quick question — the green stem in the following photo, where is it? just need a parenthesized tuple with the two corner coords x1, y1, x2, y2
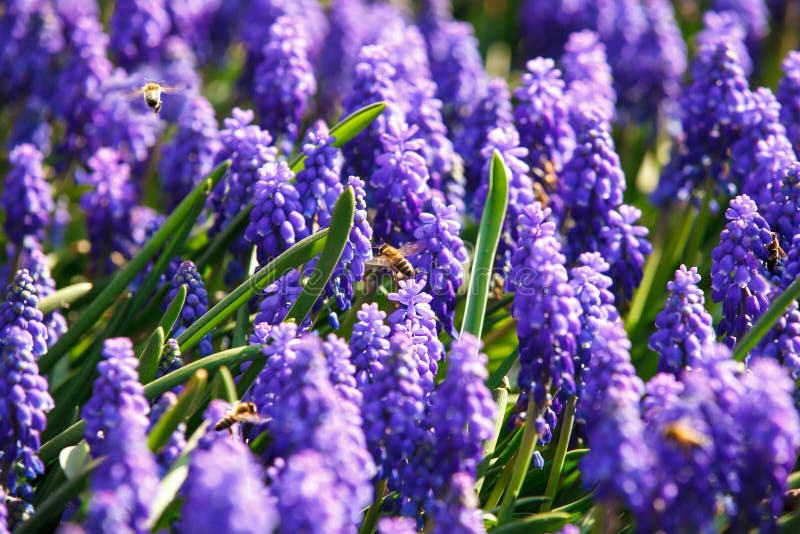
(485, 451, 516, 510)
(475, 384, 509, 494)
(497, 395, 540, 525)
(540, 395, 577, 512)
(359, 478, 388, 534)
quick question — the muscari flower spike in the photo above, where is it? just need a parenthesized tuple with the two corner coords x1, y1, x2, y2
(178, 404, 278, 534)
(561, 30, 616, 123)
(0, 269, 48, 359)
(293, 120, 344, 228)
(710, 194, 773, 346)
(2, 143, 53, 246)
(254, 15, 316, 150)
(107, 0, 170, 67)
(18, 239, 67, 348)
(778, 50, 800, 155)
(696, 10, 752, 76)
(164, 261, 213, 357)
(0, 327, 53, 505)
(430, 471, 485, 534)
(599, 204, 652, 303)
(245, 161, 309, 266)
(349, 302, 391, 389)
(649, 266, 716, 375)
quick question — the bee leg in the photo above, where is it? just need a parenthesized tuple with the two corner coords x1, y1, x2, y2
(227, 427, 233, 438)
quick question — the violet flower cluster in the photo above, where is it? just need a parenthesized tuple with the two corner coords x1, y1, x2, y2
(164, 261, 212, 356)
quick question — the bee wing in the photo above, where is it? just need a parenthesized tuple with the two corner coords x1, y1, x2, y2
(398, 241, 425, 257)
(124, 87, 145, 99)
(364, 256, 394, 269)
(159, 84, 183, 94)
(240, 415, 270, 425)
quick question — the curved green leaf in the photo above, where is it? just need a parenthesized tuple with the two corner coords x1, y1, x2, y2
(176, 230, 328, 352)
(37, 282, 92, 315)
(148, 369, 208, 454)
(138, 327, 165, 385)
(158, 285, 187, 338)
(210, 366, 238, 403)
(461, 150, 509, 340)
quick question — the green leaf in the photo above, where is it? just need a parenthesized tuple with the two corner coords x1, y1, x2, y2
(210, 366, 238, 403)
(158, 285, 187, 338)
(487, 347, 519, 389)
(733, 274, 800, 360)
(58, 441, 90, 481)
(489, 511, 572, 534)
(237, 187, 355, 396)
(38, 161, 230, 374)
(290, 102, 386, 172)
(148, 369, 208, 454)
(138, 327, 166, 385)
(461, 150, 509, 340)
(176, 230, 328, 352)
(148, 465, 188, 530)
(37, 282, 92, 314)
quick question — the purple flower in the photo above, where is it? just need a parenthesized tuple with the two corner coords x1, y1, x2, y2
(294, 121, 344, 226)
(473, 124, 536, 264)
(649, 266, 716, 375)
(560, 110, 625, 237)
(0, 1, 63, 103)
(82, 338, 150, 457)
(269, 450, 351, 533)
(77, 148, 138, 272)
(245, 161, 309, 266)
(456, 78, 514, 200)
(362, 333, 429, 486)
(165, 261, 212, 357)
(254, 16, 316, 148)
(422, 20, 487, 130)
(569, 252, 621, 393)
(387, 278, 445, 392)
(253, 269, 307, 329)
(406, 79, 456, 196)
(710, 195, 772, 345)
(378, 516, 417, 534)
(711, 0, 769, 49)
(654, 40, 752, 204)
(147, 392, 185, 475)
(18, 239, 67, 348)
(240, 0, 327, 67)
(599, 204, 652, 302)
(7, 97, 53, 155)
(349, 303, 390, 389)
(210, 107, 277, 252)
(319, 0, 370, 107)
(696, 10, 752, 75)
(0, 327, 53, 504)
(2, 144, 53, 246)
(508, 203, 581, 429)
(430, 472, 484, 534)
(159, 95, 221, 211)
(0, 270, 48, 359)
(413, 198, 469, 336)
(84, 408, 159, 534)
(730, 87, 796, 213)
(561, 30, 616, 123)
(778, 50, 800, 156)
(750, 288, 800, 379)
(166, 0, 221, 64)
(579, 322, 652, 516)
(766, 163, 800, 243)
(108, 0, 170, 67)
(370, 118, 432, 242)
(513, 58, 575, 178)
(428, 334, 496, 491)
(246, 324, 375, 527)
(341, 44, 402, 180)
(178, 425, 278, 534)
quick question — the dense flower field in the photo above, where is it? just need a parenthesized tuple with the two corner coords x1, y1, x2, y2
(2, 0, 800, 532)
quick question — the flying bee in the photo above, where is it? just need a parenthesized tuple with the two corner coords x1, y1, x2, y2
(365, 242, 425, 281)
(661, 421, 709, 449)
(214, 401, 264, 435)
(766, 231, 787, 273)
(126, 81, 181, 116)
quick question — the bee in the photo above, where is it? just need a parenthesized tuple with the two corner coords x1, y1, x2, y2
(766, 231, 787, 273)
(365, 242, 425, 280)
(661, 421, 709, 449)
(214, 401, 264, 435)
(126, 81, 181, 116)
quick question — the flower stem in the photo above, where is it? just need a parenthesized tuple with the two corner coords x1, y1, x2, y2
(540, 395, 577, 512)
(497, 395, 539, 524)
(484, 450, 516, 510)
(475, 384, 509, 494)
(359, 478, 388, 534)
